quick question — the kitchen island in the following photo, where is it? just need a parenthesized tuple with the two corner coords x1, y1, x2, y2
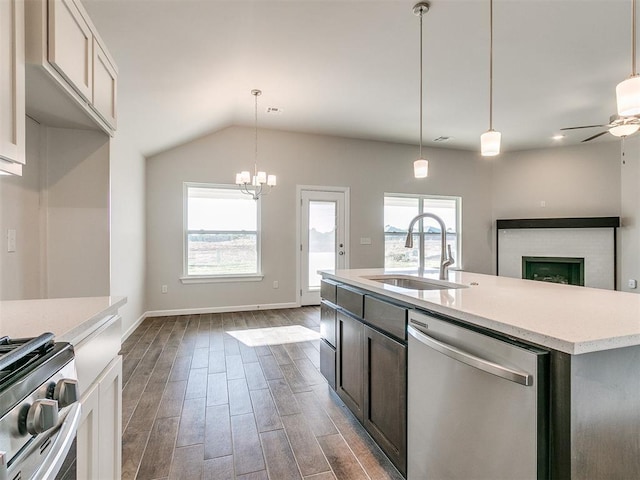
(0, 296, 126, 480)
(321, 269, 640, 479)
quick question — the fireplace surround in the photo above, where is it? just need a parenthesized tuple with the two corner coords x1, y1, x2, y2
(496, 217, 620, 290)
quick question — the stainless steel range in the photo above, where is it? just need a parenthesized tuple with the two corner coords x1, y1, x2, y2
(0, 333, 81, 480)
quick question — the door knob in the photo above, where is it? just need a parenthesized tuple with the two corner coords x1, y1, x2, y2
(339, 251, 344, 255)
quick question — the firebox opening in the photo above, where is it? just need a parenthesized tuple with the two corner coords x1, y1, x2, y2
(522, 256, 585, 286)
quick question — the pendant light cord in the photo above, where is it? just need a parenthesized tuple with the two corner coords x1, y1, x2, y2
(419, 9, 424, 159)
(254, 91, 259, 178)
(489, 0, 494, 130)
(633, 0, 637, 76)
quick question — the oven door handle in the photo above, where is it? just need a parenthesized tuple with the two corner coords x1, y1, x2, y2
(32, 402, 81, 480)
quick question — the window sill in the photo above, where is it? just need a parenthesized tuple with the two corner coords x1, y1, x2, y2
(180, 274, 264, 284)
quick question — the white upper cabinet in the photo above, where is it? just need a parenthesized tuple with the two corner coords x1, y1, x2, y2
(92, 38, 117, 129)
(0, 0, 26, 175)
(48, 0, 93, 102)
(25, 0, 118, 134)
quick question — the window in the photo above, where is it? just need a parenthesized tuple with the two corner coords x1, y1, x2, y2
(384, 194, 461, 272)
(184, 184, 260, 279)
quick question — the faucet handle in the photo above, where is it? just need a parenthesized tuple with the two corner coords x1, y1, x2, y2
(445, 244, 455, 266)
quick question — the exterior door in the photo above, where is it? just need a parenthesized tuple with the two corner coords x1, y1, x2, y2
(299, 187, 348, 305)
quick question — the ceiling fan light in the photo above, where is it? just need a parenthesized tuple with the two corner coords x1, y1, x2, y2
(609, 123, 640, 137)
(481, 130, 501, 156)
(616, 76, 640, 116)
(414, 159, 429, 178)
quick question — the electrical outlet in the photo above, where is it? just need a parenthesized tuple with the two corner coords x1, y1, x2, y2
(273, 281, 279, 289)
(161, 285, 168, 294)
(360, 237, 372, 245)
(7, 229, 16, 253)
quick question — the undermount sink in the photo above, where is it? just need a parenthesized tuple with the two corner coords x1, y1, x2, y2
(363, 274, 468, 291)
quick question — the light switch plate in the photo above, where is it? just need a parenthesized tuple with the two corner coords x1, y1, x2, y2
(628, 279, 637, 289)
(360, 237, 372, 245)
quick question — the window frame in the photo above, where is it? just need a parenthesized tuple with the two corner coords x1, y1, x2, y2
(180, 182, 263, 284)
(383, 193, 462, 272)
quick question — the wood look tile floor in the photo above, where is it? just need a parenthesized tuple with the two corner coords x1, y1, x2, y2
(120, 308, 404, 480)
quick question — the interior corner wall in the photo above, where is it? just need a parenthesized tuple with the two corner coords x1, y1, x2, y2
(109, 132, 147, 337)
(0, 117, 44, 300)
(620, 135, 640, 293)
(145, 126, 493, 313)
(45, 127, 111, 298)
(491, 141, 622, 275)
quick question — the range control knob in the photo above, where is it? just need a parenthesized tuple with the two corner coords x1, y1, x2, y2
(54, 379, 79, 408)
(26, 399, 59, 435)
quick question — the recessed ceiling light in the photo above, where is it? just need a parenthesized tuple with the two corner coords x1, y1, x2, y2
(552, 134, 565, 140)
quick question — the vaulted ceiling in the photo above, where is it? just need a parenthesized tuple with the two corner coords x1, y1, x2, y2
(84, 0, 635, 157)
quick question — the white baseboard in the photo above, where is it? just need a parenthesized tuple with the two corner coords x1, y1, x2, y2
(121, 311, 148, 341)
(145, 301, 300, 318)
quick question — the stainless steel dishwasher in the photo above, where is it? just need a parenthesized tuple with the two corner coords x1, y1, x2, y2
(407, 311, 548, 480)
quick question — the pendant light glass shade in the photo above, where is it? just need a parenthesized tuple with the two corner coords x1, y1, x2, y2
(617, 75, 640, 116)
(481, 130, 501, 156)
(414, 159, 429, 178)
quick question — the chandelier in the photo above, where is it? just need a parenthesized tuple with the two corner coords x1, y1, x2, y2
(235, 89, 276, 200)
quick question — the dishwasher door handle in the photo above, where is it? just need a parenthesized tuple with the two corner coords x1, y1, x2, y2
(408, 325, 533, 386)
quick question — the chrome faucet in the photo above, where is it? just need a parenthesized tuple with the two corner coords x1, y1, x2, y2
(404, 213, 455, 280)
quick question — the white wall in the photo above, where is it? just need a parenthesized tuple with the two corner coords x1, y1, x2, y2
(109, 132, 147, 337)
(45, 127, 110, 298)
(0, 118, 44, 300)
(146, 126, 493, 313)
(492, 140, 622, 275)
(620, 135, 640, 293)
(1, 121, 111, 301)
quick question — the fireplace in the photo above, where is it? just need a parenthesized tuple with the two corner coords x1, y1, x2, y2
(496, 217, 619, 290)
(522, 256, 584, 286)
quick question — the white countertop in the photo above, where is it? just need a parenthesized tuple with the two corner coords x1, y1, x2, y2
(322, 269, 640, 355)
(0, 296, 127, 344)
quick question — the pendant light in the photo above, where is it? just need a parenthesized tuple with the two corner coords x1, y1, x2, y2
(617, 0, 640, 116)
(413, 2, 430, 178)
(481, 0, 501, 156)
(235, 89, 276, 200)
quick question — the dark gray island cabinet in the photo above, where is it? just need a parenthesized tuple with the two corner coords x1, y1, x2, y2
(320, 270, 640, 480)
(320, 279, 408, 476)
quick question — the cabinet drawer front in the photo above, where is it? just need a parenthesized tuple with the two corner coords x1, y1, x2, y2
(337, 285, 364, 318)
(320, 301, 337, 347)
(320, 279, 338, 304)
(75, 315, 121, 394)
(364, 296, 407, 341)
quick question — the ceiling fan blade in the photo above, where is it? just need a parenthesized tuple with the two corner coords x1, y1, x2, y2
(560, 124, 607, 131)
(581, 131, 609, 142)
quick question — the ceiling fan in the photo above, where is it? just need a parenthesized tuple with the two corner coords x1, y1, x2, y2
(560, 114, 640, 142)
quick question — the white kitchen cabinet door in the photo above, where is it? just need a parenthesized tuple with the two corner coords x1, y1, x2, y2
(76, 355, 122, 480)
(77, 379, 100, 480)
(48, 0, 92, 102)
(0, 0, 25, 174)
(97, 355, 122, 480)
(92, 38, 117, 129)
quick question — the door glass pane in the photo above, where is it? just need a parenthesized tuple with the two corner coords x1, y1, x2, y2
(308, 201, 336, 288)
